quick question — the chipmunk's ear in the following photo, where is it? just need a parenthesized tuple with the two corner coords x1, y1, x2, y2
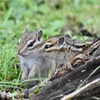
(24, 28, 29, 34)
(36, 29, 43, 41)
(58, 36, 65, 45)
(65, 34, 72, 39)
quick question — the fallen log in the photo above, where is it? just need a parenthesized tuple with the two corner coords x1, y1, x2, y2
(30, 57, 100, 100)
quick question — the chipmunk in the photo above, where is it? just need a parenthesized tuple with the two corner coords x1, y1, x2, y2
(18, 28, 56, 85)
(33, 34, 90, 70)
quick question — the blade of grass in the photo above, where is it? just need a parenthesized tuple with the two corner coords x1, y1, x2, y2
(0, 84, 22, 89)
(77, 66, 100, 89)
(15, 70, 22, 86)
(79, 31, 87, 46)
(3, 7, 13, 26)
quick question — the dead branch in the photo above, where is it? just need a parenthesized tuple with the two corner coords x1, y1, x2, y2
(61, 78, 100, 100)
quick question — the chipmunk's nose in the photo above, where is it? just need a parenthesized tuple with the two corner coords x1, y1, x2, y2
(18, 50, 25, 57)
(18, 50, 22, 55)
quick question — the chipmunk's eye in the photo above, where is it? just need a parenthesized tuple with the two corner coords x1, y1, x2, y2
(45, 44, 52, 49)
(27, 40, 35, 47)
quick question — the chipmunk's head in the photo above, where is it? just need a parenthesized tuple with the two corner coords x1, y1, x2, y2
(42, 36, 66, 52)
(18, 28, 43, 57)
(40, 34, 74, 62)
(37, 36, 66, 61)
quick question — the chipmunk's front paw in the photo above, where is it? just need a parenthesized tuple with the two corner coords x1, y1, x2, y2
(21, 77, 26, 81)
(28, 68, 35, 79)
(28, 74, 35, 79)
(21, 74, 28, 81)
(28, 75, 32, 79)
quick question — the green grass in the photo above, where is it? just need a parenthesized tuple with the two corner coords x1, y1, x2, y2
(0, 0, 100, 93)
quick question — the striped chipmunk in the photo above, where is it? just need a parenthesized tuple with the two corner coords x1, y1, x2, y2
(18, 28, 56, 86)
(32, 34, 90, 70)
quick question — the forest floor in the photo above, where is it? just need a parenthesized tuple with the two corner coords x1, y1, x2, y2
(0, 0, 100, 98)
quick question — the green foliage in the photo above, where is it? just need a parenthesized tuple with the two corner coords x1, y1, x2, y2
(34, 88, 41, 94)
(0, 0, 99, 91)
